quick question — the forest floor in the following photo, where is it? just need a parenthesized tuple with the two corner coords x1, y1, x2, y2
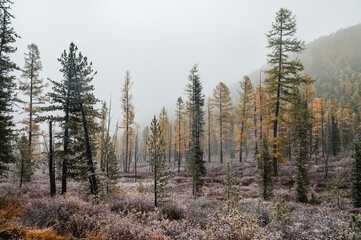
(0, 154, 359, 239)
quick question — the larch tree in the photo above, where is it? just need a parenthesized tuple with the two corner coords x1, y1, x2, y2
(175, 97, 185, 172)
(147, 116, 168, 207)
(141, 126, 150, 163)
(0, 0, 19, 177)
(206, 97, 213, 163)
(47, 42, 99, 195)
(237, 75, 253, 162)
(120, 70, 135, 173)
(19, 44, 46, 188)
(186, 64, 206, 197)
(98, 100, 118, 194)
(265, 8, 306, 176)
(212, 82, 233, 163)
(19, 43, 46, 154)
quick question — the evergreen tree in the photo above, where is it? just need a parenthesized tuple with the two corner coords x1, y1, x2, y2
(159, 107, 170, 163)
(223, 162, 239, 210)
(186, 64, 206, 196)
(237, 75, 253, 162)
(147, 116, 168, 207)
(265, 8, 306, 176)
(15, 135, 33, 187)
(175, 97, 185, 172)
(0, 0, 19, 177)
(258, 137, 273, 200)
(291, 86, 312, 203)
(120, 70, 135, 172)
(212, 82, 233, 163)
(352, 137, 361, 208)
(47, 42, 99, 194)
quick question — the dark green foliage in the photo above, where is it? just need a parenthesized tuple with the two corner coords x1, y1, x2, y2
(186, 64, 206, 196)
(292, 89, 311, 203)
(341, 214, 361, 240)
(46, 42, 99, 194)
(148, 116, 169, 207)
(352, 138, 361, 208)
(0, 0, 19, 177)
(258, 137, 273, 200)
(15, 135, 34, 186)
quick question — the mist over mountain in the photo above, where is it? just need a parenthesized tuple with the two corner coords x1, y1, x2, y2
(229, 23, 361, 101)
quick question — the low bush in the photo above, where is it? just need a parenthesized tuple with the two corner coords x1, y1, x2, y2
(0, 195, 24, 221)
(110, 195, 153, 214)
(161, 202, 184, 221)
(22, 196, 102, 238)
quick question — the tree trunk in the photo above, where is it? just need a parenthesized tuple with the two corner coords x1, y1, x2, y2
(49, 120, 56, 196)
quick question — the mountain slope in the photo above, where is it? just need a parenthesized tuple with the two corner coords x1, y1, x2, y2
(301, 23, 361, 98)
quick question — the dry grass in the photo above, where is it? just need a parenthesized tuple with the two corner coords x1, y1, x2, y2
(0, 195, 24, 220)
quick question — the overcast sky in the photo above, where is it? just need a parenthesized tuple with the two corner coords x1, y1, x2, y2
(11, 0, 361, 128)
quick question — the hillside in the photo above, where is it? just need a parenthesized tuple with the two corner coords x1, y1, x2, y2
(301, 23, 361, 98)
(232, 23, 361, 101)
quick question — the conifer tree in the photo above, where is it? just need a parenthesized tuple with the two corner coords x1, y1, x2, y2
(175, 97, 185, 172)
(186, 64, 206, 196)
(265, 8, 306, 176)
(223, 162, 239, 210)
(148, 116, 168, 207)
(121, 70, 135, 172)
(291, 85, 312, 203)
(352, 137, 361, 208)
(258, 137, 273, 200)
(159, 107, 170, 163)
(0, 0, 19, 177)
(47, 42, 99, 194)
(212, 82, 233, 163)
(19, 43, 46, 157)
(237, 76, 253, 162)
(15, 135, 33, 187)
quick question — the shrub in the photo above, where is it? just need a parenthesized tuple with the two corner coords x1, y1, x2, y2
(0, 195, 24, 221)
(161, 202, 184, 221)
(22, 196, 102, 238)
(110, 195, 153, 214)
(204, 206, 264, 239)
(272, 198, 290, 226)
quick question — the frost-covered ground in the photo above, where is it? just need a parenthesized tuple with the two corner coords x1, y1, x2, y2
(0, 156, 359, 239)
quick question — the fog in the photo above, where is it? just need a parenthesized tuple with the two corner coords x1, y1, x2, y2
(11, 0, 361, 128)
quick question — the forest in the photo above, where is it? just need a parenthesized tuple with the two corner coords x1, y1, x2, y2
(1, 1, 361, 239)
